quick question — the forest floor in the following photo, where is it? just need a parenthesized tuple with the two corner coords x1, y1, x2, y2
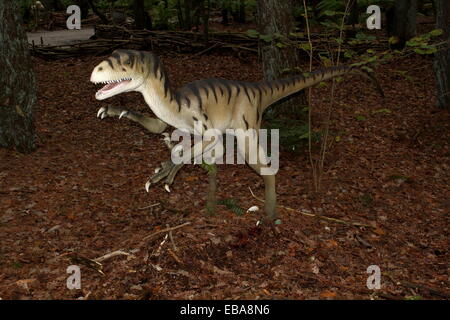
(0, 48, 448, 300)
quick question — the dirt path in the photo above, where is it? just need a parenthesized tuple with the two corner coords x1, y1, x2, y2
(27, 28, 95, 46)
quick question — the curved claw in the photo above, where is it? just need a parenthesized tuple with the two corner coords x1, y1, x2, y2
(97, 107, 106, 118)
(145, 181, 151, 193)
(119, 110, 128, 119)
(164, 184, 171, 193)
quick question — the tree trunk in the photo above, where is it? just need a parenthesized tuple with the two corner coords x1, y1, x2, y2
(75, 0, 89, 19)
(203, 0, 210, 42)
(257, 0, 307, 118)
(221, 8, 229, 25)
(238, 0, 246, 23)
(0, 0, 36, 153)
(388, 0, 417, 48)
(133, 0, 152, 30)
(434, 0, 450, 109)
(183, 0, 193, 30)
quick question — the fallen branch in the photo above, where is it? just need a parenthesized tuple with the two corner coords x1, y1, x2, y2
(141, 222, 191, 241)
(138, 203, 160, 210)
(94, 250, 134, 263)
(248, 187, 371, 228)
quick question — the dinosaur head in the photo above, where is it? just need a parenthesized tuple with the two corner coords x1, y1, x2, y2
(90, 49, 152, 100)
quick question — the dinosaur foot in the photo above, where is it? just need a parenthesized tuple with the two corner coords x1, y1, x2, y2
(256, 217, 282, 235)
(145, 160, 183, 193)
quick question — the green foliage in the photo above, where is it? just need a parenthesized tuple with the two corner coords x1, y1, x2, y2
(265, 118, 317, 154)
(217, 198, 245, 216)
(405, 29, 443, 55)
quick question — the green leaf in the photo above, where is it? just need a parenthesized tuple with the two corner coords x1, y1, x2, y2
(429, 29, 443, 37)
(356, 115, 366, 121)
(344, 50, 355, 58)
(389, 36, 399, 45)
(373, 108, 392, 114)
(246, 29, 259, 38)
(405, 295, 423, 300)
(323, 10, 337, 16)
(299, 43, 311, 51)
(260, 34, 273, 43)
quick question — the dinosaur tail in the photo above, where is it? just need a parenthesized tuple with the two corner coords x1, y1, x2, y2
(259, 65, 384, 111)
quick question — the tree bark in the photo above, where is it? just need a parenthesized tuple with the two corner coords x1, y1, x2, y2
(257, 0, 307, 118)
(133, 0, 152, 30)
(388, 0, 417, 48)
(0, 0, 36, 153)
(434, 0, 450, 109)
(75, 0, 89, 19)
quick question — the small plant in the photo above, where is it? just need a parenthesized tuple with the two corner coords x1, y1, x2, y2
(217, 198, 245, 216)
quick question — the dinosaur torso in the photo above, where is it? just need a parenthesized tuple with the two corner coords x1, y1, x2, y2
(90, 49, 354, 135)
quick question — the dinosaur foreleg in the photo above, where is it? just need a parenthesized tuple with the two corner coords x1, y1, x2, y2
(97, 106, 168, 134)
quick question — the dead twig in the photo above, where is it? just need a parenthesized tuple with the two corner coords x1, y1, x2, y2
(61, 252, 104, 275)
(167, 248, 182, 264)
(166, 224, 178, 252)
(93, 250, 134, 263)
(138, 203, 160, 210)
(248, 187, 371, 228)
(142, 222, 191, 241)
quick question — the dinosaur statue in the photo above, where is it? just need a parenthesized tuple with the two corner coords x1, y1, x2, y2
(90, 49, 382, 225)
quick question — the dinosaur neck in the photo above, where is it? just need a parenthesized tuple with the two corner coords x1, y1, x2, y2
(138, 76, 188, 130)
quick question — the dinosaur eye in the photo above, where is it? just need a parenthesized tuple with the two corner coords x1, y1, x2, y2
(124, 59, 131, 65)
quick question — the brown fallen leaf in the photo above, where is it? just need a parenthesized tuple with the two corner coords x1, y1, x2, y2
(320, 290, 337, 299)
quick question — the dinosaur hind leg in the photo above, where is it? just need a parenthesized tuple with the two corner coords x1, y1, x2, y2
(236, 131, 278, 223)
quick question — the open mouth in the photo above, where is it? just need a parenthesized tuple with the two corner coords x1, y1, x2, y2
(94, 78, 132, 98)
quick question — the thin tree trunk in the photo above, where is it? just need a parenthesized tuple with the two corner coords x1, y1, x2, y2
(0, 0, 36, 153)
(183, 0, 193, 30)
(133, 0, 152, 30)
(238, 0, 246, 23)
(257, 0, 307, 118)
(434, 0, 450, 109)
(75, 0, 89, 19)
(203, 0, 210, 42)
(389, 0, 417, 48)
